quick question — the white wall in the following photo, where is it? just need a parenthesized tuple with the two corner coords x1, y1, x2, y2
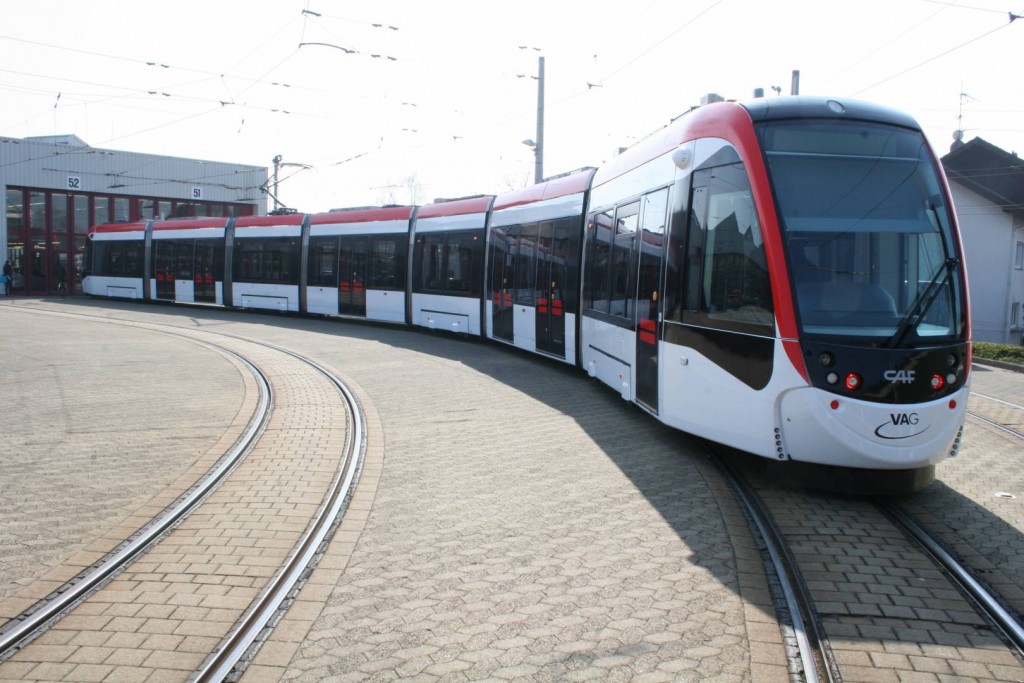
(950, 182, 1021, 344)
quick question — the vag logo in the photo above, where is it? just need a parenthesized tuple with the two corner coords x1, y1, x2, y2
(884, 369, 916, 384)
(874, 412, 927, 439)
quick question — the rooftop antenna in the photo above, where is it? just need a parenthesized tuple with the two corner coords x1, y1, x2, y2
(953, 86, 977, 152)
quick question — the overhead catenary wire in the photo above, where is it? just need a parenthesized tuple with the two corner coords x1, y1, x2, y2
(846, 13, 1020, 97)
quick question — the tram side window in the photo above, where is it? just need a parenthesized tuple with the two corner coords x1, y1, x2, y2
(174, 241, 195, 279)
(309, 236, 338, 287)
(513, 221, 539, 305)
(584, 209, 614, 314)
(414, 229, 481, 297)
(93, 240, 144, 277)
(584, 204, 639, 320)
(684, 163, 773, 333)
(609, 203, 639, 318)
(369, 237, 402, 290)
(234, 238, 300, 284)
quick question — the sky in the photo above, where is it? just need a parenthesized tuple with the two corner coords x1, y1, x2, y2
(2, 0, 1022, 213)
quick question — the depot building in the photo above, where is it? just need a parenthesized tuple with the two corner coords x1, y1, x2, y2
(1, 134, 267, 295)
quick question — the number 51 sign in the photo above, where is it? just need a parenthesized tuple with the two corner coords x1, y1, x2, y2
(191, 187, 203, 200)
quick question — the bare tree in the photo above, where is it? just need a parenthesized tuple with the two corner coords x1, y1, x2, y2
(501, 168, 533, 192)
(401, 174, 424, 205)
(375, 174, 425, 205)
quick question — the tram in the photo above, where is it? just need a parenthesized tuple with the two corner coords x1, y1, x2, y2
(84, 96, 971, 494)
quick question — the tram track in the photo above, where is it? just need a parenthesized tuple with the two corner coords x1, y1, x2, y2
(875, 501, 1024, 658)
(708, 451, 839, 683)
(709, 443, 1024, 682)
(967, 391, 1024, 442)
(0, 339, 274, 662)
(0, 304, 367, 681)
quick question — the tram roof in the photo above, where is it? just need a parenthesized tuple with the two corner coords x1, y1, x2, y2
(417, 195, 494, 219)
(492, 168, 596, 212)
(312, 206, 415, 224)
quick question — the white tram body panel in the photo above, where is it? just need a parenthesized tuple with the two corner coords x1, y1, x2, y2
(151, 225, 226, 305)
(581, 316, 635, 401)
(488, 188, 588, 365)
(85, 275, 145, 299)
(411, 203, 490, 336)
(307, 218, 409, 323)
(83, 227, 147, 299)
(777, 384, 968, 469)
(232, 223, 301, 312)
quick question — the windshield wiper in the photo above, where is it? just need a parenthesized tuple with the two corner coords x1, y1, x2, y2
(885, 257, 958, 348)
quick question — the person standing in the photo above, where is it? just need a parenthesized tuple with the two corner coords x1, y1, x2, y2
(2, 260, 12, 296)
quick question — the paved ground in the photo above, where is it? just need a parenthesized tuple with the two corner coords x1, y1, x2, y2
(0, 306, 248, 604)
(1, 297, 1021, 682)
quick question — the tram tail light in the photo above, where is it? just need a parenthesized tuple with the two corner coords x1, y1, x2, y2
(930, 374, 945, 391)
(844, 373, 862, 391)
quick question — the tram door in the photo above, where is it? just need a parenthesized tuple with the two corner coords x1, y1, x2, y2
(193, 240, 217, 303)
(635, 188, 669, 412)
(489, 228, 514, 342)
(338, 237, 367, 316)
(154, 240, 176, 300)
(535, 220, 566, 358)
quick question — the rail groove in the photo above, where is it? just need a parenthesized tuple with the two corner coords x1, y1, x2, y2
(709, 453, 840, 683)
(876, 501, 1024, 658)
(0, 342, 273, 660)
(194, 345, 365, 682)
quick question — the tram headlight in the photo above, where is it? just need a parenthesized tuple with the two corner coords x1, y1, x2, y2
(818, 352, 835, 368)
(946, 373, 957, 386)
(825, 371, 839, 385)
(930, 374, 945, 390)
(844, 373, 862, 391)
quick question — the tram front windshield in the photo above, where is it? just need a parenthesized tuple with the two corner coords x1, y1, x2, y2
(757, 120, 965, 346)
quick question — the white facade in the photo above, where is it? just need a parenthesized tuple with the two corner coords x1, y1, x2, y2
(949, 181, 1024, 345)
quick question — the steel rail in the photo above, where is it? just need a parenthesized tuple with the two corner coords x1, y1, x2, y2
(193, 348, 366, 682)
(876, 502, 1024, 657)
(709, 454, 839, 683)
(965, 410, 1024, 442)
(0, 343, 273, 660)
(969, 391, 1024, 412)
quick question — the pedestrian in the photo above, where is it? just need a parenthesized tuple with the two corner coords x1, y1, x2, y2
(54, 260, 66, 293)
(2, 260, 12, 296)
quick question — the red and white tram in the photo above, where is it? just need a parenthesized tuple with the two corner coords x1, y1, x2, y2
(85, 96, 971, 494)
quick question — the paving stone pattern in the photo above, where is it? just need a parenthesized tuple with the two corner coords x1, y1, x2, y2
(899, 363, 1024, 644)
(0, 304, 350, 682)
(0, 307, 246, 603)
(232, 317, 773, 682)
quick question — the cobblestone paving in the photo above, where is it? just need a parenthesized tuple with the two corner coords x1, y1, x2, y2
(0, 304, 352, 682)
(237, 318, 774, 682)
(900, 363, 1024, 639)
(0, 305, 246, 603)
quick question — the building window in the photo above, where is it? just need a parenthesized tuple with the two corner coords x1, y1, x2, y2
(1012, 302, 1022, 331)
(1015, 241, 1024, 270)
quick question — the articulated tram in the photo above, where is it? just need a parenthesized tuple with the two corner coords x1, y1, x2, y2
(85, 97, 971, 494)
